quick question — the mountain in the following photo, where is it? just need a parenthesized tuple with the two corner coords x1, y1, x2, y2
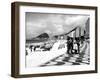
(36, 33, 49, 39)
(26, 33, 49, 43)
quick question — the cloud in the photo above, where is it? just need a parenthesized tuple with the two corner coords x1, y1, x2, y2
(26, 13, 89, 40)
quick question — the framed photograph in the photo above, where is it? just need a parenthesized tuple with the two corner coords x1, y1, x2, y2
(11, 2, 98, 78)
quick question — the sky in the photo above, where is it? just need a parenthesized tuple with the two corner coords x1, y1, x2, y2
(25, 12, 89, 40)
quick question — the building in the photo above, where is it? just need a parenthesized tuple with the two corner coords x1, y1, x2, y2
(53, 18, 89, 40)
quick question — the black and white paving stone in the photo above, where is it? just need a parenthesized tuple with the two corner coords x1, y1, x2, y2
(39, 41, 90, 67)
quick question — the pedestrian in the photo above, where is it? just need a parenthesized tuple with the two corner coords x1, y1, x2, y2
(74, 37, 80, 54)
(67, 36, 72, 54)
(73, 39, 78, 54)
(29, 45, 33, 52)
(70, 37, 73, 54)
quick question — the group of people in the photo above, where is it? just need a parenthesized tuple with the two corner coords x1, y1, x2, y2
(26, 41, 55, 55)
(66, 36, 84, 54)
